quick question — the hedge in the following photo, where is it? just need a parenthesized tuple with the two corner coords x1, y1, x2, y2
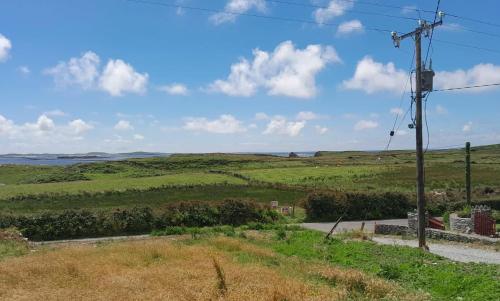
(0, 199, 278, 241)
(303, 191, 412, 222)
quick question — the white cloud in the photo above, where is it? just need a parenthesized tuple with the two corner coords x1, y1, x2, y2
(45, 52, 148, 96)
(396, 130, 408, 136)
(435, 64, 500, 93)
(337, 19, 364, 36)
(354, 120, 379, 131)
(441, 23, 463, 32)
(159, 83, 189, 95)
(0, 34, 12, 62)
(390, 108, 404, 115)
(0, 115, 94, 150)
(0, 115, 15, 136)
(255, 112, 270, 120)
(463, 121, 472, 132)
(25, 115, 55, 132)
(133, 134, 145, 140)
(44, 51, 100, 89)
(401, 5, 417, 15)
(44, 109, 67, 117)
(211, 0, 267, 24)
(183, 114, 247, 134)
(315, 125, 328, 135)
(342, 56, 407, 94)
(68, 119, 93, 135)
(114, 120, 134, 131)
(435, 105, 448, 115)
(296, 111, 319, 121)
(18, 66, 30, 75)
(314, 0, 353, 24)
(209, 41, 340, 99)
(263, 116, 305, 137)
(99, 59, 148, 96)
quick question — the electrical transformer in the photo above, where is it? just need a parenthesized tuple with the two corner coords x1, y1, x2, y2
(421, 69, 435, 92)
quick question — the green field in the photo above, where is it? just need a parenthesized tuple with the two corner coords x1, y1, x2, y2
(0, 144, 499, 215)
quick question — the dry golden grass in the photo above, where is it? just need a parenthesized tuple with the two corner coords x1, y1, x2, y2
(0, 238, 345, 301)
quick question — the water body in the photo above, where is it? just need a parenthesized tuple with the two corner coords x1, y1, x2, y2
(0, 153, 170, 166)
(0, 152, 316, 166)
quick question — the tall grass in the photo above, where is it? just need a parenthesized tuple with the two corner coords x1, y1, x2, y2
(0, 238, 349, 301)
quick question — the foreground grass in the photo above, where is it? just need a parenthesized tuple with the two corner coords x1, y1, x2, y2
(0, 240, 28, 261)
(0, 227, 497, 300)
(0, 235, 420, 301)
(260, 230, 500, 301)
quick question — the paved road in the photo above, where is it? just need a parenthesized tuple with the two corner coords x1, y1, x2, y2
(302, 220, 500, 264)
(302, 219, 408, 234)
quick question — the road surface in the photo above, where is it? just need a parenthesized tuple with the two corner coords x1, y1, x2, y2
(302, 220, 500, 264)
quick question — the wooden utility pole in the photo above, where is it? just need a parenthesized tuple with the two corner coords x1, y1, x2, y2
(391, 16, 443, 249)
(414, 31, 426, 249)
(465, 142, 471, 205)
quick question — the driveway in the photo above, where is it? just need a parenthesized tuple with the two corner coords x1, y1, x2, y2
(301, 219, 408, 234)
(302, 220, 500, 264)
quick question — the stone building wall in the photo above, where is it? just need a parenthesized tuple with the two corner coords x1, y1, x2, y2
(449, 213, 473, 234)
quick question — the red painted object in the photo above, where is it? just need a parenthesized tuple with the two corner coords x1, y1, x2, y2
(474, 212, 496, 236)
(428, 217, 445, 230)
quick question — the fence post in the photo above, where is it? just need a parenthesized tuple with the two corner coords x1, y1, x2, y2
(465, 142, 471, 205)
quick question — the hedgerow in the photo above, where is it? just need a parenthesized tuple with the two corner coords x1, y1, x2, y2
(303, 191, 412, 222)
(0, 199, 278, 241)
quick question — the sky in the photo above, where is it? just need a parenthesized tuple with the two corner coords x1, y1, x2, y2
(0, 0, 499, 154)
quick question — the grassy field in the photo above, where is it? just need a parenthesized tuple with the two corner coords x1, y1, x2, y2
(0, 228, 498, 300)
(0, 185, 307, 215)
(0, 172, 246, 199)
(0, 144, 499, 215)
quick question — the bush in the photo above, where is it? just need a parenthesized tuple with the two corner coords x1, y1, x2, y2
(0, 199, 278, 241)
(303, 192, 411, 222)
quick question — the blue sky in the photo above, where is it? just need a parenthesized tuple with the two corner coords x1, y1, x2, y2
(0, 0, 499, 153)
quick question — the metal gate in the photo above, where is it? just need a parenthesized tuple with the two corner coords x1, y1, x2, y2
(473, 211, 496, 236)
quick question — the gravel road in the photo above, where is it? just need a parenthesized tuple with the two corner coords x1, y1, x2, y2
(302, 221, 500, 264)
(373, 237, 500, 264)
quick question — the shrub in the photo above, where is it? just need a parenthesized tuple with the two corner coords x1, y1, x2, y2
(377, 264, 402, 280)
(218, 199, 263, 226)
(0, 199, 278, 241)
(151, 226, 188, 236)
(303, 192, 411, 222)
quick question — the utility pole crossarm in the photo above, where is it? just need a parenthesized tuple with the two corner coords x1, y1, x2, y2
(391, 14, 444, 47)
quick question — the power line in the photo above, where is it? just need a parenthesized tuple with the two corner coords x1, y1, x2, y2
(423, 92, 431, 153)
(447, 12, 500, 29)
(263, 0, 420, 21)
(459, 27, 500, 39)
(126, 0, 394, 33)
(424, 0, 440, 66)
(384, 50, 415, 151)
(433, 83, 500, 92)
(433, 38, 500, 54)
(279, 0, 500, 30)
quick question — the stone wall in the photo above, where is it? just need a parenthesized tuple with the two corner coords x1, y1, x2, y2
(425, 228, 499, 245)
(407, 211, 429, 233)
(449, 213, 473, 234)
(374, 224, 409, 235)
(374, 223, 499, 244)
